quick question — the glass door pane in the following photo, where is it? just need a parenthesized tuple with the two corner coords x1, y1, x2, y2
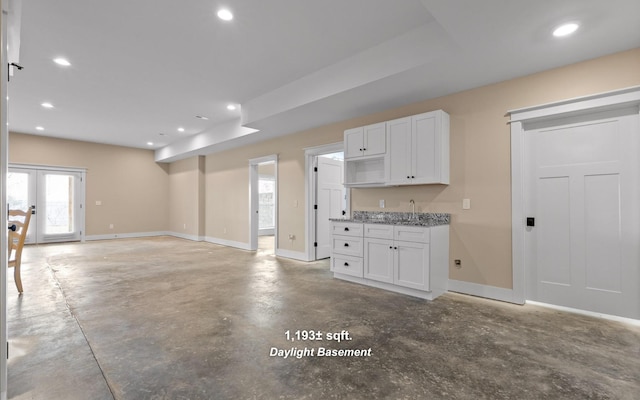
(44, 174, 74, 235)
(37, 170, 82, 243)
(7, 169, 36, 243)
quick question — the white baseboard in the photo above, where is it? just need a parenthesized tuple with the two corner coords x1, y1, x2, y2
(204, 236, 252, 251)
(85, 231, 168, 241)
(167, 231, 204, 241)
(259, 228, 275, 236)
(526, 301, 640, 327)
(274, 248, 309, 261)
(448, 279, 518, 304)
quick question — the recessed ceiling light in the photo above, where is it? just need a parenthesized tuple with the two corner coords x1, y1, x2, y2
(41, 102, 54, 108)
(147, 142, 154, 146)
(35, 126, 44, 131)
(217, 9, 233, 21)
(553, 23, 579, 37)
(195, 115, 209, 120)
(227, 104, 237, 111)
(178, 127, 185, 132)
(53, 57, 71, 66)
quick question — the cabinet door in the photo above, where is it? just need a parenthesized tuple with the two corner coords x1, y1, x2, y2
(386, 117, 412, 184)
(363, 122, 386, 156)
(344, 127, 364, 159)
(412, 112, 439, 184)
(394, 241, 430, 291)
(364, 238, 394, 283)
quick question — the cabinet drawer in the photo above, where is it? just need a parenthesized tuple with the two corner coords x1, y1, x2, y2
(331, 254, 363, 278)
(363, 224, 394, 239)
(331, 222, 363, 237)
(331, 235, 363, 257)
(394, 226, 430, 243)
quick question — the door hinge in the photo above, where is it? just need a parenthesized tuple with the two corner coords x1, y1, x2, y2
(314, 242, 317, 247)
(7, 342, 9, 359)
(314, 167, 318, 172)
(314, 205, 317, 210)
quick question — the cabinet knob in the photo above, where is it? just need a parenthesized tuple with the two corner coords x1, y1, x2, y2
(359, 148, 363, 151)
(344, 243, 349, 247)
(394, 247, 398, 250)
(363, 148, 366, 151)
(389, 246, 393, 249)
(411, 176, 415, 179)
(344, 262, 349, 266)
(344, 227, 349, 231)
(407, 176, 410, 179)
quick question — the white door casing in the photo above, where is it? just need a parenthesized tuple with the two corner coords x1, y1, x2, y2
(510, 86, 640, 320)
(315, 156, 344, 259)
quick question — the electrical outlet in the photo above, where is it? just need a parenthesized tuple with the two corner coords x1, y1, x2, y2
(109, 224, 114, 229)
(462, 199, 471, 210)
(379, 199, 385, 208)
(454, 259, 462, 268)
(288, 234, 295, 240)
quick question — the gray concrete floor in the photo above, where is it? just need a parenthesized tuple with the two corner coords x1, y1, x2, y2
(7, 236, 640, 399)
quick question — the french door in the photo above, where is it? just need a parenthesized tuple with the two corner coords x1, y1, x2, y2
(7, 166, 85, 243)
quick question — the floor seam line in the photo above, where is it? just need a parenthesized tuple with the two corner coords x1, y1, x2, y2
(47, 263, 118, 400)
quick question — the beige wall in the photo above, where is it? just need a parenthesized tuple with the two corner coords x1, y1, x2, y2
(204, 48, 640, 288)
(8, 133, 170, 236)
(168, 156, 205, 237)
(7, 48, 639, 291)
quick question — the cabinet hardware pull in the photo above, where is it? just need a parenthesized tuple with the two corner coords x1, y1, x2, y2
(389, 246, 392, 249)
(411, 176, 415, 179)
(344, 262, 349, 266)
(359, 148, 363, 151)
(344, 227, 349, 231)
(394, 247, 398, 250)
(363, 148, 366, 151)
(344, 243, 349, 247)
(407, 176, 410, 179)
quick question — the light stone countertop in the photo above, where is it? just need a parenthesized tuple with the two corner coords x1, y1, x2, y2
(330, 211, 450, 227)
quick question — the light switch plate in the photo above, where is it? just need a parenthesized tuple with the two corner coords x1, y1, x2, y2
(462, 198, 471, 210)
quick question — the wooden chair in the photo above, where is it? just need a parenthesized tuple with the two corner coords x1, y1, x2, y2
(8, 208, 32, 293)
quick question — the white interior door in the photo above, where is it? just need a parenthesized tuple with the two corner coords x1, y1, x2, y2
(316, 156, 344, 259)
(525, 111, 639, 319)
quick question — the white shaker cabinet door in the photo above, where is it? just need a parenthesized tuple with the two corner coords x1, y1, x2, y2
(394, 241, 430, 291)
(364, 237, 394, 283)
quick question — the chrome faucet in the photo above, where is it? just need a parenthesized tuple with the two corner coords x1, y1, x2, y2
(410, 199, 415, 219)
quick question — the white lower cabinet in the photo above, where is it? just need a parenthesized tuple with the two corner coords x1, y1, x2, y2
(332, 221, 449, 300)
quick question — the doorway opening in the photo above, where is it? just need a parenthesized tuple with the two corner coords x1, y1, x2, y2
(7, 165, 85, 244)
(305, 143, 348, 261)
(249, 155, 278, 255)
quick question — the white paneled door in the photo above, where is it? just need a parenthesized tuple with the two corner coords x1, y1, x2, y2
(525, 111, 639, 319)
(316, 156, 344, 259)
(8, 167, 85, 244)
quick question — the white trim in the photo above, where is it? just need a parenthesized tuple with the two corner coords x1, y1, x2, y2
(0, 7, 9, 396)
(85, 231, 168, 241)
(204, 236, 252, 251)
(509, 86, 640, 307)
(9, 163, 87, 173)
(526, 301, 640, 327)
(448, 280, 517, 304)
(274, 248, 309, 261)
(304, 142, 347, 261)
(166, 231, 204, 242)
(507, 85, 640, 123)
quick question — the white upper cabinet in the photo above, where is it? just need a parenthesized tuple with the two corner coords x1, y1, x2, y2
(386, 110, 450, 185)
(344, 122, 386, 159)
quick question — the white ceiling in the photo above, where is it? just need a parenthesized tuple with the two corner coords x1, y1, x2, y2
(7, 0, 640, 162)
